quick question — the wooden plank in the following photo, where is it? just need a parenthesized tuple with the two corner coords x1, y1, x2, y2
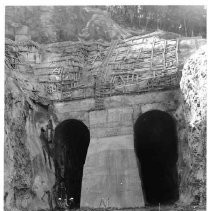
(114, 51, 119, 62)
(38, 75, 61, 83)
(176, 38, 179, 68)
(150, 37, 155, 71)
(137, 49, 142, 60)
(34, 66, 81, 76)
(163, 40, 167, 70)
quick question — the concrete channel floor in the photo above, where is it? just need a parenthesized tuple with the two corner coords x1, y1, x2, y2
(52, 205, 206, 211)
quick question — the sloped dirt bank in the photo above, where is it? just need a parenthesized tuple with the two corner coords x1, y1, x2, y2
(4, 75, 56, 211)
(5, 76, 33, 211)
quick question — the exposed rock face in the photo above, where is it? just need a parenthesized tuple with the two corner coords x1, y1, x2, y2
(5, 76, 56, 211)
(5, 77, 33, 211)
(174, 46, 207, 206)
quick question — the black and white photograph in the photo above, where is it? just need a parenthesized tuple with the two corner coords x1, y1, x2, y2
(3, 3, 207, 211)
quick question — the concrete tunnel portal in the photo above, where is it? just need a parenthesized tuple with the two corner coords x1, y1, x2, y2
(134, 110, 179, 205)
(54, 119, 90, 208)
(53, 110, 179, 208)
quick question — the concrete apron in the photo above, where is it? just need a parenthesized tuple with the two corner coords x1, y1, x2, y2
(80, 108, 144, 208)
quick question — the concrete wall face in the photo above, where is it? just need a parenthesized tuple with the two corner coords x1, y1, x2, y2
(52, 89, 180, 208)
(89, 108, 133, 138)
(81, 135, 143, 208)
(81, 108, 143, 208)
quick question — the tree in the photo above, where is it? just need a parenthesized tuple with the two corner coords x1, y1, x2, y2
(107, 5, 206, 38)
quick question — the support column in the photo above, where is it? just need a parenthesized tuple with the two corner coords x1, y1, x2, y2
(80, 107, 144, 208)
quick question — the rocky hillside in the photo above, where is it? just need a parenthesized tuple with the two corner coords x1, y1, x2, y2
(5, 6, 185, 44)
(5, 6, 133, 43)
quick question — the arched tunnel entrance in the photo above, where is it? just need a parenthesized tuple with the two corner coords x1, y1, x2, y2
(54, 119, 90, 208)
(134, 110, 179, 206)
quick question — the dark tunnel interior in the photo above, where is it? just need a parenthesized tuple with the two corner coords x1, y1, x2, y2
(134, 110, 179, 205)
(54, 119, 90, 208)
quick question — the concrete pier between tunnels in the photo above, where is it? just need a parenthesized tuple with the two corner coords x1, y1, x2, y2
(54, 119, 90, 208)
(134, 110, 179, 205)
(80, 108, 145, 208)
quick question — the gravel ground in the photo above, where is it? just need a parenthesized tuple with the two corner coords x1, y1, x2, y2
(51, 205, 205, 211)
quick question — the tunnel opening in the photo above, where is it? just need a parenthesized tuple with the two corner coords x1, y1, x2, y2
(134, 110, 179, 206)
(54, 119, 90, 208)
